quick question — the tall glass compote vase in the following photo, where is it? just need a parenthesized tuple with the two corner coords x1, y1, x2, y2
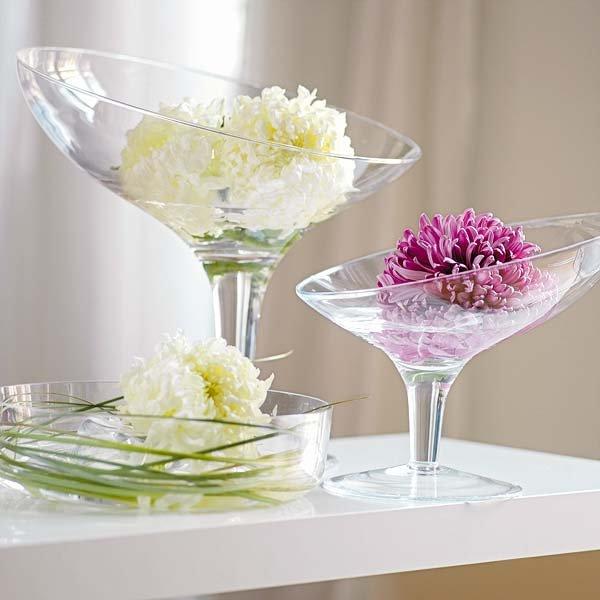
(17, 47, 421, 359)
(298, 213, 600, 502)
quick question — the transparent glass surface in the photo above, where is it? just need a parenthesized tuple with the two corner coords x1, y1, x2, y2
(0, 382, 332, 511)
(16, 47, 421, 357)
(297, 213, 600, 502)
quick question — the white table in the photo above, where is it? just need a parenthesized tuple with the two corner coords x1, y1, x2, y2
(1, 434, 599, 600)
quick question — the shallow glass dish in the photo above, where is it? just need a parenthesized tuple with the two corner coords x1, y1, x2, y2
(0, 381, 332, 511)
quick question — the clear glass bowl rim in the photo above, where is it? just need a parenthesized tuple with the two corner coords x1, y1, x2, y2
(0, 380, 331, 416)
(16, 46, 422, 166)
(296, 211, 600, 298)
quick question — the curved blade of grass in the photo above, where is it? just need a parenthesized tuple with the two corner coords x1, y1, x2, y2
(0, 451, 302, 496)
(253, 349, 294, 363)
(301, 394, 368, 414)
(5, 442, 297, 483)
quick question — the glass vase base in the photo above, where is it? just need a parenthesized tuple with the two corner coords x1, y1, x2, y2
(323, 464, 521, 503)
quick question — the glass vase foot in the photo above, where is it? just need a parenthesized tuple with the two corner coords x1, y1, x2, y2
(323, 464, 521, 503)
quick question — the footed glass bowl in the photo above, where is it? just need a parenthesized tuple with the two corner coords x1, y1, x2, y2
(17, 47, 421, 359)
(297, 212, 600, 502)
(0, 382, 331, 511)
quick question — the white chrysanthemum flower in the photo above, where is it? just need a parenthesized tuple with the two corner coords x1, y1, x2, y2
(120, 334, 273, 452)
(221, 86, 356, 233)
(120, 87, 355, 238)
(120, 99, 227, 237)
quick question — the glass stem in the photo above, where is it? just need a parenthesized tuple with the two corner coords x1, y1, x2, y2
(204, 264, 274, 359)
(398, 366, 462, 472)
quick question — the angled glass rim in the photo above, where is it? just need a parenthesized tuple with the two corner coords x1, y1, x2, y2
(296, 211, 600, 299)
(16, 46, 422, 166)
(0, 379, 329, 412)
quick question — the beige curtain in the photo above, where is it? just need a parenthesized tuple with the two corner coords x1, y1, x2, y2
(1, 0, 241, 384)
(223, 0, 600, 598)
(251, 0, 600, 453)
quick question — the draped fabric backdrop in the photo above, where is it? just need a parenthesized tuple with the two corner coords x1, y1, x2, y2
(236, 2, 600, 598)
(1, 1, 599, 599)
(0, 0, 239, 384)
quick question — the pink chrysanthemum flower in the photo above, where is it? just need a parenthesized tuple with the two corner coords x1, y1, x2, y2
(377, 209, 542, 309)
